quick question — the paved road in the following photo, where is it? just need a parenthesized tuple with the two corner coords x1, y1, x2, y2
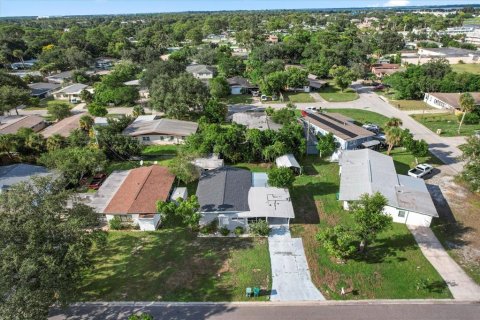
(268, 225, 324, 301)
(408, 226, 480, 301)
(49, 301, 480, 320)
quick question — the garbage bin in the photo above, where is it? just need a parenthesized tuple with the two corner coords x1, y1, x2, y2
(436, 129, 442, 135)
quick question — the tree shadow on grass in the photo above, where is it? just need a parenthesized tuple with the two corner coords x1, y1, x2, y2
(78, 229, 261, 303)
(350, 233, 419, 264)
(290, 182, 339, 224)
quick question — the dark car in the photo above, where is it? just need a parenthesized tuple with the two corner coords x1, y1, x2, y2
(88, 173, 107, 190)
(373, 84, 385, 91)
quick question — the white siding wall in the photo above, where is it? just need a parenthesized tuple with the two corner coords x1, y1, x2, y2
(136, 135, 186, 145)
(106, 213, 161, 231)
(423, 94, 454, 110)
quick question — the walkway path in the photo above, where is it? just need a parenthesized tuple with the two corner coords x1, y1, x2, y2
(408, 225, 480, 301)
(268, 224, 324, 301)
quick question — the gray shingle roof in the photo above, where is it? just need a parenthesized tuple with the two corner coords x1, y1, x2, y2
(54, 83, 89, 95)
(196, 166, 252, 212)
(123, 118, 199, 137)
(0, 164, 51, 191)
(186, 64, 215, 75)
(28, 82, 61, 96)
(338, 149, 437, 217)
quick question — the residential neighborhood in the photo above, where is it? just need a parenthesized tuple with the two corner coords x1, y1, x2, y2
(0, 1, 480, 320)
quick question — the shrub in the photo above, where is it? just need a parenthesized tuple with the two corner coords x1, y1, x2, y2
(234, 226, 244, 236)
(316, 225, 358, 261)
(267, 167, 295, 189)
(458, 112, 480, 125)
(249, 220, 270, 236)
(220, 227, 230, 236)
(200, 219, 218, 234)
(109, 216, 122, 230)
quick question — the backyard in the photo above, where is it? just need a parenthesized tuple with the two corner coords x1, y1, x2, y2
(80, 229, 271, 301)
(289, 156, 451, 299)
(411, 113, 479, 137)
(318, 85, 359, 102)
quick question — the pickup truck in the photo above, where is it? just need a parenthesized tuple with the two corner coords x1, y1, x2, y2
(408, 164, 433, 179)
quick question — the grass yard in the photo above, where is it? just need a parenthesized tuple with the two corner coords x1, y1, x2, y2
(289, 156, 452, 299)
(411, 113, 480, 137)
(387, 148, 443, 174)
(390, 100, 434, 111)
(80, 229, 271, 301)
(286, 92, 315, 103)
(319, 86, 359, 102)
(327, 108, 390, 129)
(233, 162, 272, 172)
(142, 145, 179, 156)
(451, 63, 480, 75)
(226, 94, 253, 105)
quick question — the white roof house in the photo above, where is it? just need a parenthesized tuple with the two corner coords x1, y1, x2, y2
(338, 149, 438, 227)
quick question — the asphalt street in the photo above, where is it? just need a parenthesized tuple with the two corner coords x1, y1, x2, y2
(49, 301, 480, 320)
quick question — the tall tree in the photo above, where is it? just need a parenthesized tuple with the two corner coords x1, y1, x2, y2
(458, 92, 476, 134)
(0, 177, 101, 320)
(0, 86, 31, 115)
(460, 135, 480, 192)
(385, 126, 403, 155)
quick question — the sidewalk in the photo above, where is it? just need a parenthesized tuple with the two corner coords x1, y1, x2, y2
(268, 225, 324, 301)
(408, 225, 480, 301)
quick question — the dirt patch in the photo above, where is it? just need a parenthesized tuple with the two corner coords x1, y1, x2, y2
(428, 166, 480, 279)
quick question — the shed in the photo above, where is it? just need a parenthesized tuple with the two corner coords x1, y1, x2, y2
(275, 154, 302, 174)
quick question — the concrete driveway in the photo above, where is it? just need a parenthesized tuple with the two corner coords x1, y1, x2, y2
(408, 225, 480, 301)
(268, 225, 324, 301)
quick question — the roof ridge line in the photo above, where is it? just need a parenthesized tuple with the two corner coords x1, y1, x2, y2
(128, 166, 153, 212)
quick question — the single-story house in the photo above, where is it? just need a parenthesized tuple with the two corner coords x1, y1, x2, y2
(10, 59, 37, 70)
(53, 83, 92, 103)
(371, 64, 404, 78)
(424, 92, 480, 111)
(301, 111, 375, 150)
(0, 164, 52, 192)
(232, 112, 282, 131)
(123, 116, 198, 145)
(186, 64, 216, 79)
(338, 149, 438, 227)
(227, 76, 257, 95)
(28, 82, 61, 99)
(83, 165, 176, 231)
(307, 74, 327, 91)
(40, 113, 83, 138)
(192, 154, 224, 171)
(123, 79, 149, 99)
(0, 115, 46, 135)
(94, 57, 116, 70)
(196, 166, 295, 231)
(275, 154, 301, 174)
(46, 70, 73, 84)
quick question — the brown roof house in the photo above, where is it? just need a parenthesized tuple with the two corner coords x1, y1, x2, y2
(424, 92, 480, 111)
(41, 113, 83, 138)
(82, 165, 176, 231)
(0, 115, 46, 135)
(371, 64, 404, 78)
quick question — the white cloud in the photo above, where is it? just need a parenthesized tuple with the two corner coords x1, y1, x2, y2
(384, 0, 411, 6)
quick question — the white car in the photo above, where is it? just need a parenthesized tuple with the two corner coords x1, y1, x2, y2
(408, 164, 433, 179)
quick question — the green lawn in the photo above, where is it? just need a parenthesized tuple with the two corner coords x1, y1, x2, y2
(411, 113, 479, 137)
(290, 157, 452, 300)
(226, 94, 253, 105)
(390, 100, 434, 111)
(142, 145, 179, 156)
(80, 229, 271, 301)
(327, 109, 390, 129)
(387, 148, 443, 174)
(319, 86, 359, 102)
(286, 92, 315, 103)
(451, 63, 480, 75)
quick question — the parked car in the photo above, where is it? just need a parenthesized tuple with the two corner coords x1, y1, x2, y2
(260, 94, 268, 101)
(408, 164, 433, 179)
(88, 173, 107, 190)
(373, 84, 385, 91)
(306, 106, 320, 112)
(362, 123, 380, 134)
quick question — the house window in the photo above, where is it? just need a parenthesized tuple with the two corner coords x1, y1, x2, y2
(398, 211, 406, 218)
(142, 136, 150, 141)
(219, 217, 229, 227)
(119, 215, 133, 222)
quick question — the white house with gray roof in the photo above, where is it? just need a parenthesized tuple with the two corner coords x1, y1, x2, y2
(186, 64, 216, 79)
(122, 115, 198, 145)
(338, 149, 438, 227)
(53, 83, 92, 103)
(196, 166, 295, 231)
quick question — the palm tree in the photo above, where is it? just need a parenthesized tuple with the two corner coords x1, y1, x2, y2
(46, 134, 66, 152)
(0, 134, 18, 159)
(385, 117, 403, 129)
(79, 114, 94, 132)
(458, 93, 475, 134)
(132, 105, 145, 117)
(12, 49, 25, 69)
(385, 126, 403, 155)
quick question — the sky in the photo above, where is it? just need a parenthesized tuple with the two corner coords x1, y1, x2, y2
(0, 0, 477, 17)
